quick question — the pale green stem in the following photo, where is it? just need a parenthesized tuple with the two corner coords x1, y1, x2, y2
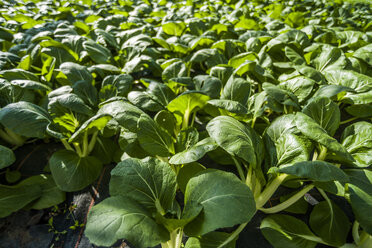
(161, 228, 183, 248)
(256, 174, 288, 208)
(87, 131, 99, 154)
(73, 143, 83, 157)
(182, 109, 190, 129)
(352, 221, 360, 245)
(61, 139, 74, 152)
(251, 117, 256, 128)
(312, 150, 318, 161)
(82, 132, 89, 157)
(0, 128, 25, 147)
(259, 184, 314, 214)
(317, 146, 328, 161)
(217, 222, 248, 248)
(232, 156, 246, 182)
(253, 177, 262, 199)
(340, 116, 358, 125)
(190, 111, 196, 127)
(155, 199, 166, 216)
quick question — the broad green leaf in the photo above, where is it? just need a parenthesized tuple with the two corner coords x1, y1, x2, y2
(49, 150, 102, 192)
(69, 114, 112, 142)
(280, 76, 314, 103)
(11, 80, 51, 91)
(302, 97, 340, 136)
(193, 75, 222, 99)
(0, 69, 39, 81)
(275, 133, 309, 167)
(185, 231, 237, 248)
(285, 46, 306, 65)
(309, 201, 350, 246)
(85, 196, 169, 248)
(97, 100, 146, 132)
(83, 39, 112, 64)
(270, 160, 349, 182)
(0, 101, 51, 138)
(295, 112, 354, 162)
(324, 70, 372, 93)
(221, 76, 251, 105)
(348, 185, 372, 235)
(170, 138, 217, 165)
(266, 114, 298, 142)
(206, 116, 257, 166)
(344, 169, 372, 196)
(100, 74, 133, 99)
(353, 44, 372, 67)
(162, 61, 187, 81)
(0, 145, 15, 169)
(184, 170, 256, 236)
(137, 114, 174, 157)
(60, 62, 93, 84)
(261, 214, 319, 248)
(162, 22, 186, 36)
(263, 83, 300, 110)
(207, 99, 249, 115)
(128, 91, 163, 112)
(167, 91, 210, 118)
(341, 122, 372, 167)
(176, 162, 205, 193)
(311, 46, 348, 72)
(18, 174, 65, 210)
(313, 85, 354, 99)
(110, 157, 177, 213)
(0, 184, 42, 218)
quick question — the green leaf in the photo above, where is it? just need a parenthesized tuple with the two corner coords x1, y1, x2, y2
(59, 62, 93, 84)
(162, 60, 187, 82)
(270, 161, 349, 182)
(176, 162, 205, 193)
(275, 133, 309, 167)
(49, 150, 102, 192)
(353, 44, 372, 67)
(348, 184, 372, 235)
(266, 114, 298, 142)
(69, 114, 112, 142)
(261, 214, 319, 248)
(295, 112, 354, 162)
(167, 91, 210, 118)
(184, 169, 256, 236)
(18, 174, 65, 210)
(137, 114, 174, 157)
(0, 184, 42, 218)
(0, 101, 51, 138)
(344, 169, 372, 196)
(324, 70, 371, 93)
(309, 200, 350, 246)
(83, 39, 112, 64)
(302, 97, 340, 136)
(0, 145, 15, 169)
(97, 99, 145, 132)
(193, 75, 222, 99)
(185, 231, 237, 248)
(221, 76, 251, 105)
(311, 45, 348, 72)
(85, 196, 169, 248)
(170, 138, 217, 165)
(110, 157, 177, 213)
(280, 76, 315, 103)
(162, 21, 186, 36)
(206, 116, 257, 166)
(341, 122, 372, 167)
